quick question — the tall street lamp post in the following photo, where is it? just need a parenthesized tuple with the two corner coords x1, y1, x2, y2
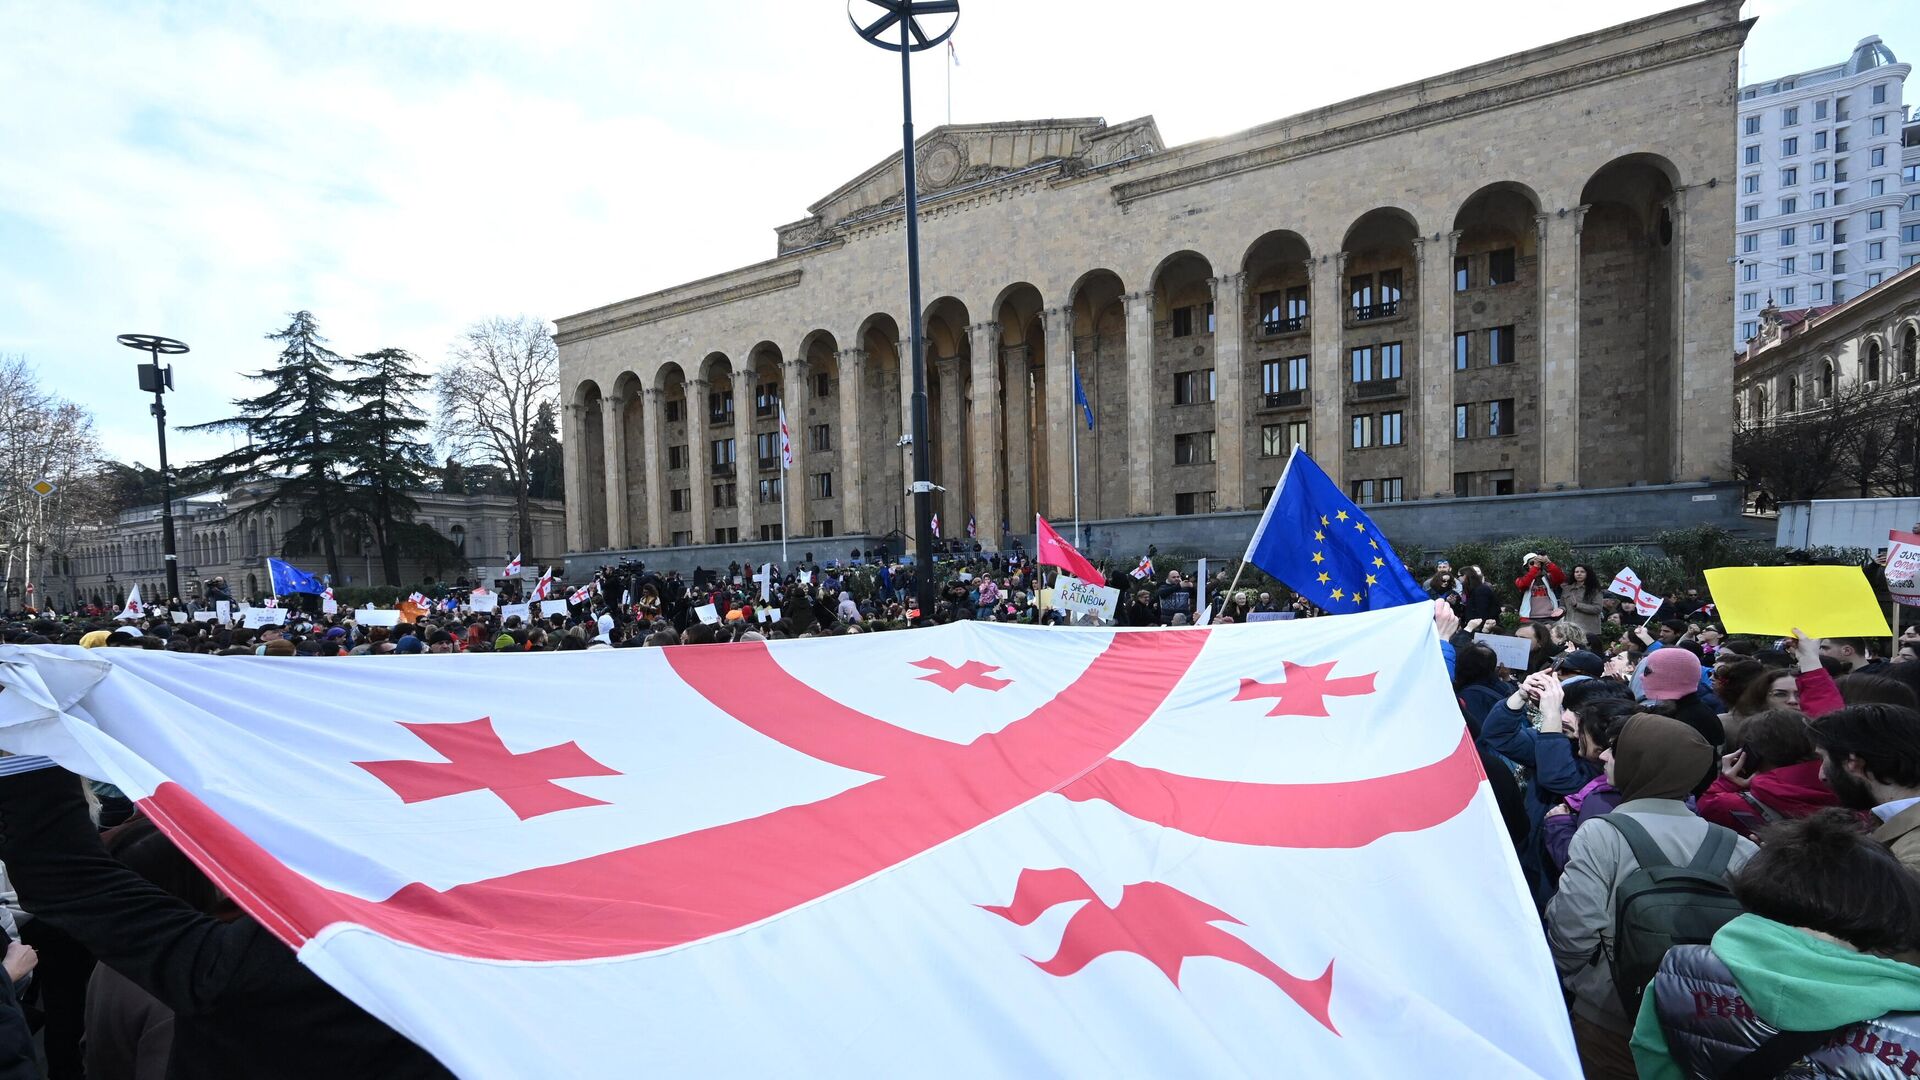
(849, 0, 958, 620)
(118, 333, 189, 603)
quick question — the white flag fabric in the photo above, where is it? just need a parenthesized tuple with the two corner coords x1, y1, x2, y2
(1607, 566, 1663, 617)
(504, 555, 522, 578)
(778, 401, 793, 470)
(0, 605, 1577, 1078)
(115, 583, 142, 620)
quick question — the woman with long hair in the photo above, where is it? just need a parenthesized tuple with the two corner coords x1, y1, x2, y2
(1458, 566, 1499, 630)
(1563, 565, 1604, 639)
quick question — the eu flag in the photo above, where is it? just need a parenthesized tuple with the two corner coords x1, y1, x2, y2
(1241, 447, 1424, 611)
(267, 557, 326, 597)
(1072, 366, 1095, 430)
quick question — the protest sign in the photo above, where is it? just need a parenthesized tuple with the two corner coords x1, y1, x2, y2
(354, 608, 402, 628)
(1706, 565, 1893, 638)
(695, 603, 720, 624)
(1054, 575, 1120, 621)
(499, 604, 532, 624)
(758, 607, 780, 624)
(241, 606, 286, 629)
(169, 611, 189, 625)
(1247, 611, 1295, 623)
(215, 600, 232, 624)
(540, 599, 571, 618)
(1888, 529, 1920, 608)
(1472, 632, 1533, 673)
(196, 609, 222, 623)
(322, 596, 339, 616)
(469, 591, 498, 613)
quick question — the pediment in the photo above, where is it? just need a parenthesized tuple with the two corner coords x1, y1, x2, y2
(777, 117, 1161, 254)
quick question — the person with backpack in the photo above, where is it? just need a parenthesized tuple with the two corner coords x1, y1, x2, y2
(1545, 713, 1757, 1080)
(1631, 810, 1920, 1079)
(1155, 570, 1194, 625)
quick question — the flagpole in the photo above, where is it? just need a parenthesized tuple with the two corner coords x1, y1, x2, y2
(1070, 348, 1082, 549)
(780, 457, 789, 565)
(1225, 445, 1298, 602)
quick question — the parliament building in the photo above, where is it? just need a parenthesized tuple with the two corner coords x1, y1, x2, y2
(556, 0, 1753, 563)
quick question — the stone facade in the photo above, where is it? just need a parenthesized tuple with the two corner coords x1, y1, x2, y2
(557, 1, 1752, 556)
(54, 485, 565, 608)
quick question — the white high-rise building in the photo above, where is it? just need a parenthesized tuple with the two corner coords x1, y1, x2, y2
(1735, 36, 1910, 345)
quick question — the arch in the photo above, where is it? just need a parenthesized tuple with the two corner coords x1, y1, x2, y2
(574, 378, 608, 549)
(1754, 384, 1769, 420)
(1578, 155, 1680, 486)
(1341, 208, 1419, 322)
(855, 313, 906, 538)
(1863, 335, 1885, 383)
(797, 328, 839, 363)
(994, 283, 1047, 529)
(1901, 322, 1919, 377)
(652, 360, 693, 546)
(570, 378, 600, 408)
(1067, 269, 1130, 521)
(921, 297, 973, 529)
(991, 282, 1044, 334)
(1821, 357, 1837, 400)
(1237, 229, 1313, 279)
(1068, 268, 1127, 319)
(1451, 181, 1543, 228)
(610, 370, 646, 548)
(1341, 206, 1421, 251)
(652, 360, 687, 393)
(1453, 183, 1541, 268)
(1150, 251, 1215, 322)
(1785, 375, 1800, 413)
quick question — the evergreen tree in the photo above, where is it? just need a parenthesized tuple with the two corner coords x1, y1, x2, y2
(338, 348, 436, 585)
(183, 312, 354, 582)
(526, 400, 565, 501)
(439, 458, 466, 495)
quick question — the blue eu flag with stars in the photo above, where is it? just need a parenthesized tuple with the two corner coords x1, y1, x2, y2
(267, 557, 326, 597)
(1071, 366, 1095, 430)
(1241, 447, 1424, 612)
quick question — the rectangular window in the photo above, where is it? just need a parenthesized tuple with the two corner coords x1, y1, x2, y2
(709, 390, 734, 424)
(1172, 369, 1215, 405)
(1869, 240, 1885, 260)
(1262, 422, 1310, 459)
(1488, 248, 1517, 285)
(1872, 147, 1887, 167)
(812, 472, 833, 499)
(1378, 342, 1403, 380)
(1812, 252, 1825, 270)
(1834, 282, 1848, 303)
(1872, 83, 1888, 105)
(667, 444, 688, 471)
(1743, 204, 1759, 222)
(1285, 355, 1309, 391)
(1743, 174, 1760, 194)
(1744, 115, 1761, 135)
(809, 423, 832, 452)
(1171, 306, 1193, 338)
(1782, 106, 1799, 126)
(1741, 262, 1757, 282)
(664, 398, 682, 423)
(1285, 286, 1308, 325)
(1173, 431, 1214, 465)
(1780, 196, 1797, 215)
(671, 530, 691, 546)
(1906, 165, 1920, 184)
(1349, 345, 1373, 383)
(669, 489, 691, 513)
(1488, 325, 1515, 366)
(1454, 331, 1470, 370)
(1454, 255, 1469, 291)
(1745, 145, 1760, 165)
(1780, 166, 1797, 186)
(1781, 136, 1798, 156)
(755, 431, 780, 469)
(1870, 178, 1885, 196)
(713, 527, 739, 545)
(712, 482, 736, 507)
(1815, 131, 1829, 151)
(814, 519, 834, 538)
(1835, 162, 1849, 182)
(1742, 292, 1758, 311)
(1378, 269, 1403, 313)
(1780, 227, 1796, 247)
(1743, 233, 1758, 253)
(1811, 282, 1825, 300)
(1488, 398, 1515, 438)
(1811, 222, 1826, 241)
(1380, 411, 1404, 447)
(1869, 271, 1885, 287)
(1739, 321, 1757, 342)
(1812, 191, 1827, 209)
(757, 524, 783, 542)
(1780, 256, 1795, 274)
(812, 372, 833, 398)
(1834, 251, 1848, 273)
(1173, 491, 1215, 516)
(1350, 414, 1374, 449)
(1454, 404, 1470, 440)
(1350, 479, 1376, 504)
(757, 477, 782, 503)
(1779, 286, 1795, 305)
(1205, 302, 1215, 334)
(710, 437, 736, 468)
(754, 382, 779, 418)
(1870, 210, 1885, 229)
(1814, 99, 1828, 120)
(1835, 220, 1848, 242)
(1814, 161, 1828, 180)
(1286, 420, 1309, 453)
(1259, 290, 1282, 332)
(1905, 225, 1920, 243)
(1873, 115, 1888, 136)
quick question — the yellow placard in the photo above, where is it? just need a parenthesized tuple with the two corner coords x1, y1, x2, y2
(1704, 565, 1893, 638)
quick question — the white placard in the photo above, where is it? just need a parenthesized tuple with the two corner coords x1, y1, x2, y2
(196, 609, 222, 622)
(241, 606, 287, 628)
(500, 603, 532, 623)
(540, 599, 570, 618)
(1473, 632, 1534, 672)
(170, 611, 189, 624)
(695, 603, 720, 624)
(1054, 575, 1121, 621)
(1247, 611, 1295, 622)
(355, 608, 402, 628)
(758, 607, 781, 624)
(1888, 529, 1920, 608)
(470, 591, 498, 613)
(216, 600, 232, 624)
(798, 570, 813, 585)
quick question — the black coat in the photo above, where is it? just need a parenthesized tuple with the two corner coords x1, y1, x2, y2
(0, 769, 452, 1080)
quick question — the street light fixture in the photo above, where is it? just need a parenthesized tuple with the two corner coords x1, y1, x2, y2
(849, 0, 957, 622)
(118, 333, 188, 603)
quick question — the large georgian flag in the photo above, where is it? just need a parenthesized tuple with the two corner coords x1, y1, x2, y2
(0, 605, 1578, 1078)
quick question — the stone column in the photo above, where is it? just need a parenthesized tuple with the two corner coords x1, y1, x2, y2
(642, 389, 667, 548)
(1122, 290, 1156, 515)
(1041, 306, 1073, 520)
(838, 347, 866, 535)
(968, 320, 1002, 544)
(1667, 189, 1698, 483)
(781, 356, 808, 541)
(563, 402, 589, 551)
(1209, 272, 1247, 510)
(1308, 254, 1348, 489)
(1537, 207, 1588, 490)
(735, 393, 756, 545)
(687, 378, 711, 544)
(1415, 234, 1458, 499)
(935, 353, 964, 528)
(599, 393, 629, 550)
(1002, 342, 1033, 531)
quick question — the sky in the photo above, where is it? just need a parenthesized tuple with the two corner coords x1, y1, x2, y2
(4, 0, 1916, 468)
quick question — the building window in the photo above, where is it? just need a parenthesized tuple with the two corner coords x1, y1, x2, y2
(1867, 341, 1883, 381)
(1743, 233, 1758, 253)
(1454, 332, 1470, 370)
(1782, 106, 1798, 126)
(1780, 286, 1795, 305)
(1259, 289, 1307, 334)
(1488, 248, 1517, 285)
(1745, 145, 1760, 165)
(1834, 220, 1847, 243)
(757, 477, 782, 503)
(1173, 431, 1215, 465)
(712, 482, 737, 507)
(1378, 342, 1403, 380)
(1173, 491, 1216, 516)
(671, 530, 692, 546)
(1870, 210, 1886, 230)
(1873, 115, 1888, 136)
(1742, 292, 1758, 312)
(1815, 131, 1829, 151)
(1814, 99, 1828, 120)
(1870, 179, 1885, 196)
(1780, 227, 1796, 247)
(1814, 161, 1828, 180)
(755, 432, 780, 469)
(1870, 240, 1885, 260)
(1812, 191, 1827, 209)
(669, 489, 691, 513)
(1741, 262, 1758, 282)
(710, 437, 736, 469)
(1350, 345, 1374, 383)
(757, 524, 783, 542)
(1811, 223, 1826, 242)
(812, 372, 833, 398)
(812, 472, 833, 498)
(1872, 147, 1887, 167)
(1743, 175, 1760, 195)
(1350, 414, 1374, 449)
(1872, 83, 1888, 105)
(1743, 204, 1759, 223)
(1285, 286, 1308, 326)
(713, 527, 739, 545)
(1488, 326, 1515, 366)
(1780, 166, 1797, 187)
(1810, 283, 1824, 300)
(1454, 404, 1469, 440)
(1172, 369, 1216, 405)
(1781, 256, 1795, 275)
(1348, 478, 1403, 505)
(1260, 356, 1309, 404)
(1780, 196, 1798, 215)
(1261, 421, 1309, 458)
(1350, 270, 1403, 320)
(1488, 398, 1515, 438)
(1781, 136, 1798, 156)
(809, 423, 831, 452)
(1868, 271, 1885, 287)
(1745, 116, 1761, 136)
(709, 389, 734, 424)
(1171, 306, 1194, 337)
(755, 382, 779, 418)
(667, 444, 688, 471)
(1380, 411, 1404, 446)
(664, 398, 682, 423)
(1454, 255, 1469, 291)
(1740, 321, 1758, 342)
(1811, 252, 1824, 271)
(1905, 225, 1920, 243)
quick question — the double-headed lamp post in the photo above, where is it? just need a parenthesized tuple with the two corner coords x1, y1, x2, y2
(849, 0, 957, 621)
(118, 333, 188, 603)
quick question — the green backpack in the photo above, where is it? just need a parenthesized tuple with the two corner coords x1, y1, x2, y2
(1598, 812, 1746, 1016)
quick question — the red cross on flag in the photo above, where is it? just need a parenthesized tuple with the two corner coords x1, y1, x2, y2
(1607, 566, 1664, 617)
(531, 568, 553, 602)
(0, 605, 1578, 1077)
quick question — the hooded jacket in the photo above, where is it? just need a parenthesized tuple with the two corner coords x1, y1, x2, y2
(1696, 759, 1845, 840)
(1632, 914, 1920, 1079)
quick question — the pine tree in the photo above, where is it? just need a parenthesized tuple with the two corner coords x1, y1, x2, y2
(183, 312, 354, 583)
(338, 348, 437, 586)
(526, 400, 565, 501)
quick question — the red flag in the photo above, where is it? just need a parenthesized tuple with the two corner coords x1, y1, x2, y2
(1034, 515, 1102, 584)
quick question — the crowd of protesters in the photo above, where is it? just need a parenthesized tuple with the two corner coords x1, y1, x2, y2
(1, 544, 1920, 1078)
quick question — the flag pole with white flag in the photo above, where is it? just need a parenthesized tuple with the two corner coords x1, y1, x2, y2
(778, 397, 793, 564)
(115, 583, 142, 621)
(0, 609, 1580, 1077)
